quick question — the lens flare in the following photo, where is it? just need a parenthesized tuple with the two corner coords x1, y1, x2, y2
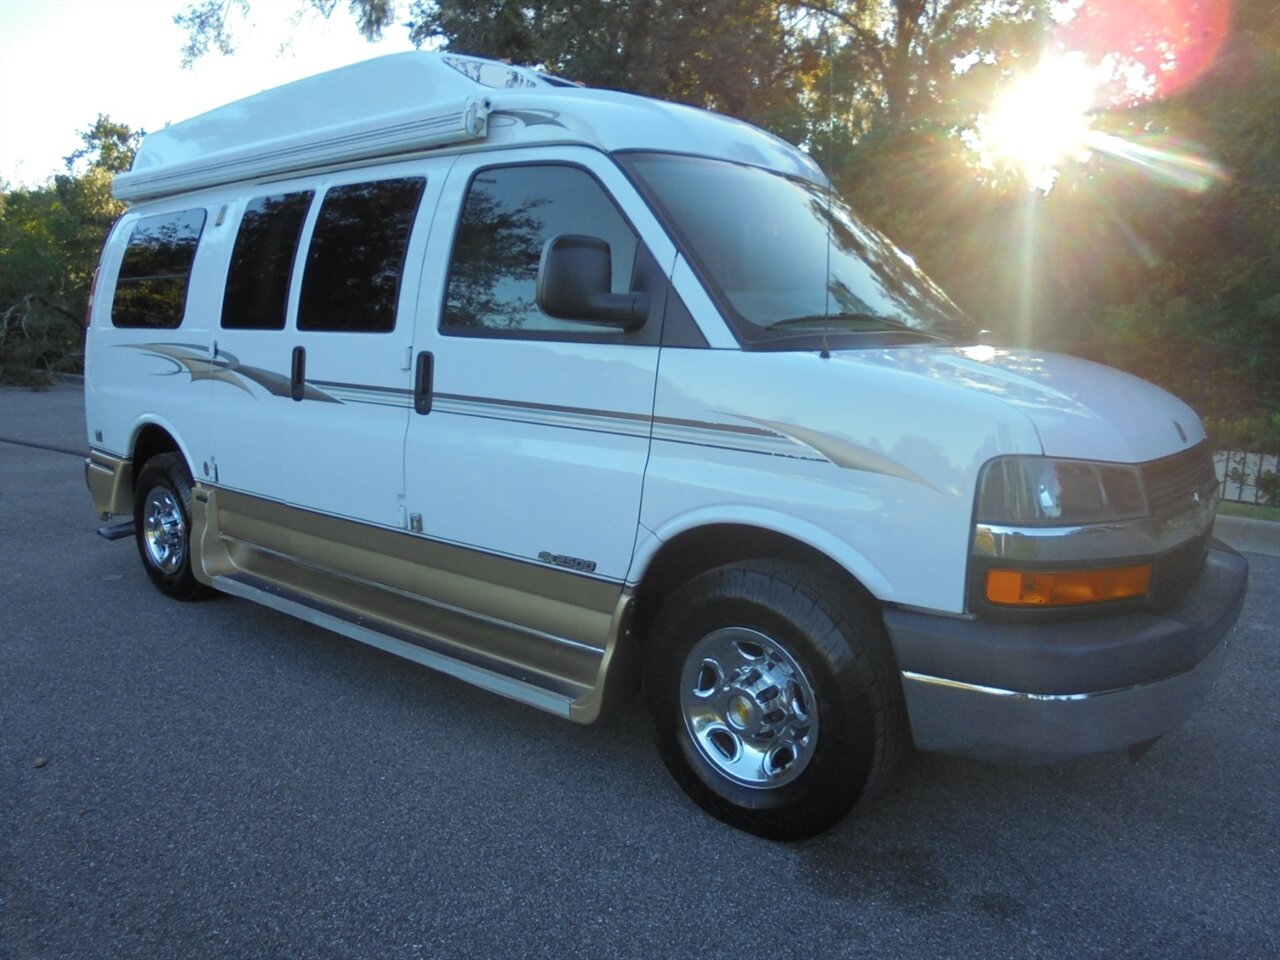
(1054, 0, 1232, 106)
(975, 54, 1098, 190)
(1084, 130, 1228, 192)
(966, 0, 1233, 192)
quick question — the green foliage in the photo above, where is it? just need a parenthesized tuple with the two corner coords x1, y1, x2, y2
(1218, 500, 1280, 521)
(64, 115, 144, 176)
(1259, 471, 1280, 506)
(1205, 414, 1280, 455)
(402, 0, 817, 139)
(825, 1, 1279, 426)
(0, 117, 137, 385)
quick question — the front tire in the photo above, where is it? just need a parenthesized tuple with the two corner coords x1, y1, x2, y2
(645, 560, 905, 840)
(133, 452, 213, 601)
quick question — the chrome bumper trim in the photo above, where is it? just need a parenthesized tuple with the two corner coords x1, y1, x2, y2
(973, 493, 1216, 564)
(901, 671, 1090, 702)
(900, 628, 1232, 764)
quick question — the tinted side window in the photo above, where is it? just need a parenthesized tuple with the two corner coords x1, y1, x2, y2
(441, 165, 637, 336)
(297, 178, 426, 333)
(111, 209, 206, 328)
(222, 191, 313, 330)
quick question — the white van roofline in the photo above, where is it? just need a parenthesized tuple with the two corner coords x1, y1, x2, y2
(114, 51, 827, 202)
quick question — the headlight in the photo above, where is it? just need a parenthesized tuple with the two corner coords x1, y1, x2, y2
(976, 456, 1147, 526)
(973, 456, 1153, 609)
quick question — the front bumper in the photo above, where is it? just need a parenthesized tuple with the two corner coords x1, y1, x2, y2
(883, 542, 1248, 763)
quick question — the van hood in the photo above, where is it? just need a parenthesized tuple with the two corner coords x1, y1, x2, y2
(828, 345, 1205, 463)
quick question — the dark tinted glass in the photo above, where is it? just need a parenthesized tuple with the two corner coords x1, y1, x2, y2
(222, 191, 313, 330)
(625, 154, 972, 345)
(442, 165, 637, 335)
(298, 178, 425, 333)
(112, 209, 206, 328)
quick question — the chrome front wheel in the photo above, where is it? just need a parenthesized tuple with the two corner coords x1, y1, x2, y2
(646, 560, 906, 840)
(680, 627, 818, 789)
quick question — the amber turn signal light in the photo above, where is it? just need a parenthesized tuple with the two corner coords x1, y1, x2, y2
(985, 564, 1152, 607)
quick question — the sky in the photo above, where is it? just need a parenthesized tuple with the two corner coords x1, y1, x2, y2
(0, 0, 421, 187)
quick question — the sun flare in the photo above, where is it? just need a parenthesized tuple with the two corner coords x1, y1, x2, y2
(976, 54, 1100, 189)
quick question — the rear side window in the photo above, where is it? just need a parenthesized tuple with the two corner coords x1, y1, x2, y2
(222, 191, 314, 330)
(297, 178, 426, 333)
(111, 209, 206, 328)
(441, 165, 637, 337)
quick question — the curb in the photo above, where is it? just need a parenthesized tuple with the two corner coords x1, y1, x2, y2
(1216, 515, 1280, 557)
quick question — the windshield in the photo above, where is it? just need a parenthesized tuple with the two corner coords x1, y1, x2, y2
(622, 153, 974, 347)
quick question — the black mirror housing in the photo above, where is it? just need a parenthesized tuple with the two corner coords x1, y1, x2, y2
(536, 234, 648, 330)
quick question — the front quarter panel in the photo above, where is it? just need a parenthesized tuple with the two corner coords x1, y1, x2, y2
(639, 348, 1044, 612)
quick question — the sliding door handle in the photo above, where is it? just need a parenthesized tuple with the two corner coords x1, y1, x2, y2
(414, 350, 433, 415)
(290, 346, 306, 402)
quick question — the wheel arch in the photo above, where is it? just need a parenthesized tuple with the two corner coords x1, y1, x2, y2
(129, 419, 190, 490)
(626, 515, 889, 662)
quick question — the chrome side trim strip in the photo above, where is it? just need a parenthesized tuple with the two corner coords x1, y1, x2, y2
(212, 573, 575, 718)
(902, 670, 1098, 702)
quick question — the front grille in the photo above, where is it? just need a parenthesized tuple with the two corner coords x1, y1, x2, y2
(1141, 442, 1216, 517)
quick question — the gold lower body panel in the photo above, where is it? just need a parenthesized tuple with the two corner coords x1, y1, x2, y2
(191, 486, 631, 723)
(85, 451, 134, 519)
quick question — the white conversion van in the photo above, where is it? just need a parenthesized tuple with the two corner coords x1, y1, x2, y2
(85, 52, 1248, 839)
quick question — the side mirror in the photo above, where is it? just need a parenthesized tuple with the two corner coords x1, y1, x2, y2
(536, 235, 649, 330)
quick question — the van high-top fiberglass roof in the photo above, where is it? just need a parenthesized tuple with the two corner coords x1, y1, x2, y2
(114, 52, 825, 202)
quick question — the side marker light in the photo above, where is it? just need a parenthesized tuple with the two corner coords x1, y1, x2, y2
(986, 565, 1152, 607)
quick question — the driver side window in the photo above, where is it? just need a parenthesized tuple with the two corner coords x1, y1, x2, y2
(440, 164, 638, 338)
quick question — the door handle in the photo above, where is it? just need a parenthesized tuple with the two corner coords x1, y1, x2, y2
(414, 351, 433, 415)
(291, 346, 305, 402)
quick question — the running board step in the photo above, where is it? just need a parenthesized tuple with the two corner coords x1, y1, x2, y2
(210, 571, 580, 719)
(97, 519, 135, 541)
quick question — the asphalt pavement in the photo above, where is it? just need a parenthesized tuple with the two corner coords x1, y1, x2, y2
(2, 383, 1277, 960)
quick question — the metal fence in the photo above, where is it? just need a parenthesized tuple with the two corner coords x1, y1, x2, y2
(1215, 450, 1279, 506)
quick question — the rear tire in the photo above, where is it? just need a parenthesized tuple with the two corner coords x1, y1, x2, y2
(133, 452, 213, 601)
(645, 560, 905, 840)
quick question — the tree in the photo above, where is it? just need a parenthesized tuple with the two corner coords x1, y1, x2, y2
(63, 115, 143, 176)
(1056, 0, 1280, 415)
(408, 0, 814, 118)
(0, 117, 140, 384)
(175, 0, 398, 66)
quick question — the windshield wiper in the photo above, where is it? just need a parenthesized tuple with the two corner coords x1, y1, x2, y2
(767, 312, 947, 340)
(769, 311, 881, 329)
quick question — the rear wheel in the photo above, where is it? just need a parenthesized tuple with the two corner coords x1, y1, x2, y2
(645, 560, 905, 840)
(133, 452, 213, 601)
